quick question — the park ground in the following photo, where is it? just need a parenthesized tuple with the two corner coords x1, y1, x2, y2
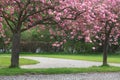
(0, 53, 120, 75)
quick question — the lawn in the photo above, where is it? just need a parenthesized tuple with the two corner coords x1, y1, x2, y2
(21, 54, 120, 63)
(0, 66, 120, 75)
(0, 53, 120, 75)
(0, 56, 39, 68)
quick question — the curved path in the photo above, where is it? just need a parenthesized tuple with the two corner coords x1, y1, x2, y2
(21, 56, 120, 69)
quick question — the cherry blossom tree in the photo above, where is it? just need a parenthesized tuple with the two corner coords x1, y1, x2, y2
(74, 0, 120, 66)
(0, 0, 86, 68)
(0, 0, 59, 67)
(89, 0, 120, 66)
(51, 0, 120, 66)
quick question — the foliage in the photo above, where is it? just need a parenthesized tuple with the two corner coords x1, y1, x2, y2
(63, 40, 94, 53)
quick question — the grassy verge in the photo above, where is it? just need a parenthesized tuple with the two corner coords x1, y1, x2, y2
(0, 66, 120, 75)
(0, 53, 120, 75)
(0, 57, 39, 68)
(20, 54, 120, 63)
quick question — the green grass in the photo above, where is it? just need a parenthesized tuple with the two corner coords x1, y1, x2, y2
(0, 53, 120, 75)
(0, 57, 39, 68)
(0, 66, 120, 75)
(21, 54, 120, 63)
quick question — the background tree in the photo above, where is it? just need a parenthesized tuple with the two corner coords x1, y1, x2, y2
(0, 24, 11, 53)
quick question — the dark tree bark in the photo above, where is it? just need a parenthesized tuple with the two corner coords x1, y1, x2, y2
(10, 32, 21, 68)
(103, 37, 109, 66)
(102, 22, 113, 66)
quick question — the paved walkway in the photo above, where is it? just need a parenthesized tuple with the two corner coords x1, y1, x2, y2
(21, 57, 120, 69)
(0, 72, 120, 80)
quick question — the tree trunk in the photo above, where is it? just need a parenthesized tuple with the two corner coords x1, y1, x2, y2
(10, 32, 21, 68)
(103, 36, 109, 66)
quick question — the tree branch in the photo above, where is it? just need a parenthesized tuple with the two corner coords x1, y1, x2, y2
(2, 12, 14, 33)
